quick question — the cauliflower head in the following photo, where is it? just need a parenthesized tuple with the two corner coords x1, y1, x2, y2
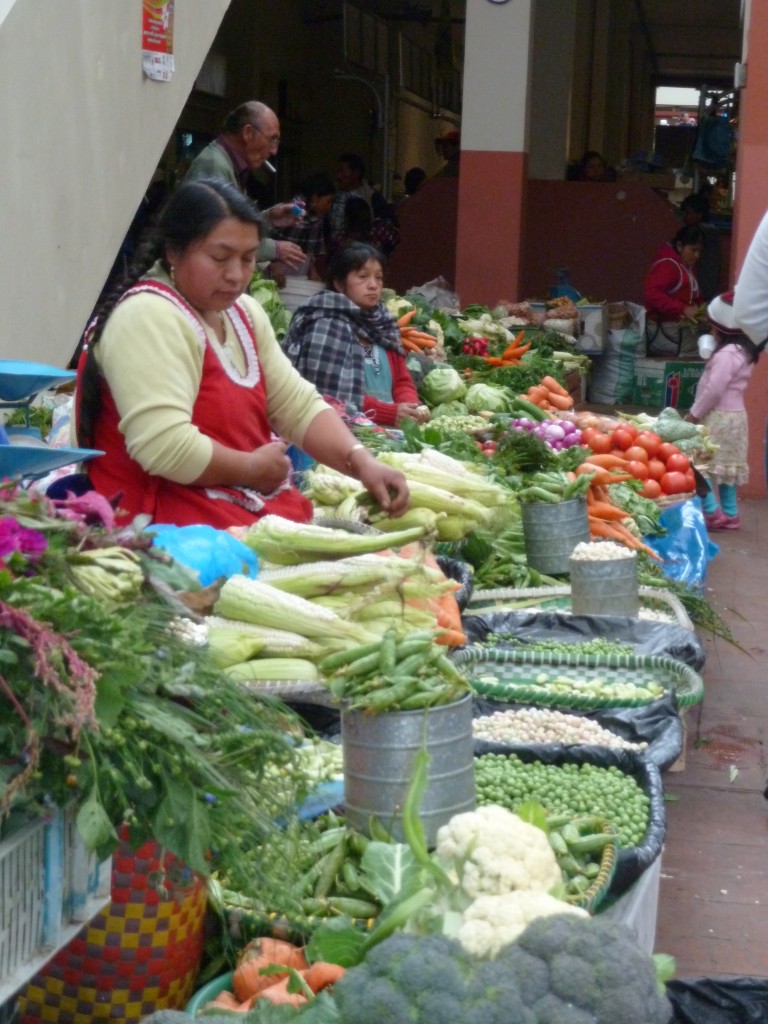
(436, 804, 562, 899)
(458, 890, 588, 958)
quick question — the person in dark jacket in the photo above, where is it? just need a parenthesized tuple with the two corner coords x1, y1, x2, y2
(282, 242, 429, 428)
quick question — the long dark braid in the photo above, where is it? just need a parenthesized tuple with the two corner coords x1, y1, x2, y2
(76, 237, 164, 447)
(76, 178, 260, 448)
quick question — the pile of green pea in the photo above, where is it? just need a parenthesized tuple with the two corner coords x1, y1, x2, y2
(481, 635, 634, 657)
(475, 753, 651, 848)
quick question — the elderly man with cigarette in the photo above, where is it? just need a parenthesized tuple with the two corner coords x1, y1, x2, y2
(184, 100, 306, 278)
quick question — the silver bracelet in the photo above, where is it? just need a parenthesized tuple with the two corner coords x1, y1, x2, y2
(345, 443, 367, 474)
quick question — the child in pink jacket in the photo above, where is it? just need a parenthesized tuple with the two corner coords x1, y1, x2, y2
(685, 291, 762, 530)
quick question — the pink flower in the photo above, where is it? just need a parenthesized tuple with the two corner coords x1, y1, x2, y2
(51, 490, 116, 530)
(0, 517, 48, 560)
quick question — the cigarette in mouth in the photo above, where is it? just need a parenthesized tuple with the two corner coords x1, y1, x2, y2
(264, 160, 277, 173)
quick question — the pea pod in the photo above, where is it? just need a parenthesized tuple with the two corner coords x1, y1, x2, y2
(313, 837, 348, 899)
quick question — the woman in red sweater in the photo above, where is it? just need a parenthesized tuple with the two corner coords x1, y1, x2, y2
(644, 225, 705, 357)
(283, 242, 429, 428)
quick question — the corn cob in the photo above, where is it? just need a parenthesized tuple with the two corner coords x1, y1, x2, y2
(241, 515, 426, 565)
(205, 616, 334, 659)
(225, 658, 320, 683)
(377, 451, 510, 506)
(256, 553, 420, 598)
(215, 575, 376, 644)
(302, 469, 363, 506)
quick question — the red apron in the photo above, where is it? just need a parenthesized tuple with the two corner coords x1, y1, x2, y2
(78, 281, 312, 528)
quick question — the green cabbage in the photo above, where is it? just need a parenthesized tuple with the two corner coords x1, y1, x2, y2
(464, 383, 512, 414)
(431, 401, 469, 418)
(420, 366, 467, 406)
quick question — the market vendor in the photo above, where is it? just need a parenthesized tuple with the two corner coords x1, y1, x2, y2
(75, 179, 409, 529)
(644, 225, 705, 357)
(282, 242, 431, 428)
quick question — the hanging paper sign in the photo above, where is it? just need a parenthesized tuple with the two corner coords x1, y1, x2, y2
(142, 0, 175, 82)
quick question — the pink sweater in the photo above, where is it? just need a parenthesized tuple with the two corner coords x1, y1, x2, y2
(689, 344, 753, 420)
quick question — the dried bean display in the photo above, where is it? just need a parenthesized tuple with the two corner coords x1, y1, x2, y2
(473, 707, 646, 751)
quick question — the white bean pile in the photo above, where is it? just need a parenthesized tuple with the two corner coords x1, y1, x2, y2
(570, 540, 637, 560)
(473, 706, 647, 750)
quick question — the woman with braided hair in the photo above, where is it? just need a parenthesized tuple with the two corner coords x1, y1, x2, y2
(75, 179, 408, 528)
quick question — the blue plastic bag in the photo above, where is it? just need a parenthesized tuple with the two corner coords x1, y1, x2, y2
(643, 497, 718, 590)
(148, 523, 259, 587)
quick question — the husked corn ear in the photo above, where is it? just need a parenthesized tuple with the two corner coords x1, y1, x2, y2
(215, 575, 376, 644)
(377, 450, 510, 506)
(241, 514, 426, 565)
(205, 616, 329, 659)
(225, 658, 320, 683)
(257, 553, 420, 597)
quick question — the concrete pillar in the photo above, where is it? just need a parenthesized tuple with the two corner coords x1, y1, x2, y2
(455, 0, 533, 305)
(528, 0, 577, 180)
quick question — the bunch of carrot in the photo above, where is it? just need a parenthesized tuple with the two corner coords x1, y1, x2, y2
(522, 375, 574, 412)
(397, 309, 438, 352)
(205, 936, 345, 1012)
(483, 330, 532, 367)
(573, 466, 662, 560)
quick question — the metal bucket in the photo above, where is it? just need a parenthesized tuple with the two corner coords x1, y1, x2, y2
(521, 497, 590, 575)
(341, 694, 475, 847)
(570, 554, 640, 617)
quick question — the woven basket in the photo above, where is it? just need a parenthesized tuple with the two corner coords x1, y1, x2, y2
(563, 818, 618, 914)
(466, 584, 694, 630)
(239, 679, 336, 706)
(451, 647, 703, 709)
(17, 834, 207, 1024)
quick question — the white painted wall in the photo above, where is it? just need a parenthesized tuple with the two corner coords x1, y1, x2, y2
(0, 0, 229, 364)
(461, 0, 534, 154)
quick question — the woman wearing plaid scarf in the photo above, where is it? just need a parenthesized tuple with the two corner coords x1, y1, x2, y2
(283, 243, 430, 428)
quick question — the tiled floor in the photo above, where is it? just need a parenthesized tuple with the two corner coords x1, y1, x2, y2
(654, 497, 768, 979)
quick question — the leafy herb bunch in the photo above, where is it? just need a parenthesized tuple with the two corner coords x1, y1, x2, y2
(0, 484, 307, 879)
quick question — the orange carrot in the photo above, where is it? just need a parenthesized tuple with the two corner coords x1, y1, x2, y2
(257, 977, 308, 1007)
(206, 991, 246, 1012)
(397, 309, 417, 327)
(303, 962, 346, 994)
(527, 385, 549, 404)
(541, 375, 570, 398)
(435, 626, 468, 647)
(544, 391, 573, 411)
(484, 356, 506, 366)
(402, 337, 421, 353)
(501, 331, 526, 360)
(587, 501, 630, 522)
(588, 517, 663, 560)
(584, 453, 629, 470)
(233, 938, 308, 1001)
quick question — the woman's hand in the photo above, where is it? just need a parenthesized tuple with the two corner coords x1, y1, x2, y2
(395, 402, 426, 426)
(247, 441, 292, 493)
(353, 451, 410, 517)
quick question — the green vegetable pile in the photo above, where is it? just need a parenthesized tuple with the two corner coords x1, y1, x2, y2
(475, 754, 651, 847)
(481, 635, 634, 657)
(249, 272, 292, 340)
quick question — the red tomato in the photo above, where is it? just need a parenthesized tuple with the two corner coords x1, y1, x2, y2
(587, 432, 613, 455)
(647, 458, 666, 481)
(657, 442, 682, 463)
(623, 445, 649, 464)
(611, 428, 636, 451)
(633, 431, 662, 457)
(661, 471, 690, 495)
(685, 469, 696, 491)
(626, 460, 649, 481)
(665, 452, 691, 474)
(641, 478, 662, 499)
(579, 427, 600, 448)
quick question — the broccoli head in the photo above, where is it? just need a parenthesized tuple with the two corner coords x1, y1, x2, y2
(508, 913, 672, 1024)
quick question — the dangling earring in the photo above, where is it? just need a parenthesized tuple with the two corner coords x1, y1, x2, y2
(169, 265, 176, 286)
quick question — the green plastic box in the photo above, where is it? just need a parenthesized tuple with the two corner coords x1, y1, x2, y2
(631, 357, 705, 411)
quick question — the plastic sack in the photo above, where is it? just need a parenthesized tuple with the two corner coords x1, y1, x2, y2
(148, 523, 258, 587)
(667, 976, 768, 1024)
(472, 693, 684, 773)
(644, 497, 718, 590)
(588, 301, 646, 404)
(460, 609, 705, 670)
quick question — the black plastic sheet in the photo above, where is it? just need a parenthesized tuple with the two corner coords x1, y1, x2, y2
(489, 745, 666, 901)
(435, 555, 474, 611)
(472, 693, 684, 772)
(667, 976, 768, 1023)
(461, 609, 705, 671)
